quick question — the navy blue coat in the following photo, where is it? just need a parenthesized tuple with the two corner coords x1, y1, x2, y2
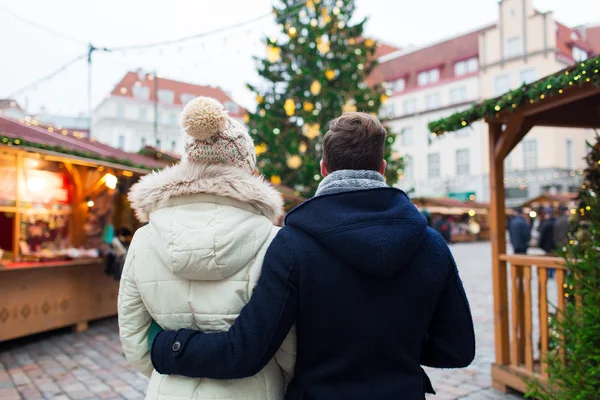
(151, 188, 476, 399)
(508, 216, 531, 254)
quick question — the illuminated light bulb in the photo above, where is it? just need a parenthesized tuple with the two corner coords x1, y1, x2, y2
(120, 87, 128, 94)
(87, 200, 95, 208)
(529, 210, 537, 218)
(468, 209, 476, 217)
(104, 173, 118, 190)
(27, 177, 46, 193)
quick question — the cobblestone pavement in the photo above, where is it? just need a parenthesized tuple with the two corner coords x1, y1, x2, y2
(0, 242, 523, 399)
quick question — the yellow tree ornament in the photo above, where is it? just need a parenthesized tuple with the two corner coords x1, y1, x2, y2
(310, 80, 322, 95)
(270, 175, 282, 185)
(243, 114, 250, 124)
(284, 98, 296, 116)
(325, 69, 336, 80)
(317, 40, 330, 54)
(342, 100, 357, 113)
(303, 101, 315, 112)
(364, 39, 375, 48)
(299, 142, 308, 153)
(256, 94, 264, 104)
(266, 45, 281, 63)
(255, 143, 267, 156)
(302, 123, 321, 140)
(286, 155, 302, 169)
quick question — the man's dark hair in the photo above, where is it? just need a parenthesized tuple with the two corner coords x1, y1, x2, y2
(322, 112, 386, 172)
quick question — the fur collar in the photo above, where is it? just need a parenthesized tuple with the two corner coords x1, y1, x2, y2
(128, 162, 283, 224)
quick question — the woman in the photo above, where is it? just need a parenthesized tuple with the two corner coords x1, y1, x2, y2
(118, 97, 295, 400)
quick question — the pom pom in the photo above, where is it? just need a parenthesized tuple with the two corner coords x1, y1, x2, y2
(181, 97, 228, 140)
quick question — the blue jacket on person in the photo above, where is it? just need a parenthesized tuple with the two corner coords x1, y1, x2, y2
(508, 215, 531, 254)
(151, 188, 476, 399)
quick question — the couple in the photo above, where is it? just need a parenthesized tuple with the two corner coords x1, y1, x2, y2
(118, 97, 475, 400)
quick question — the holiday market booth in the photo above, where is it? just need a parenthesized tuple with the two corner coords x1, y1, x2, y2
(411, 197, 491, 242)
(429, 56, 600, 394)
(0, 116, 165, 342)
(520, 192, 578, 210)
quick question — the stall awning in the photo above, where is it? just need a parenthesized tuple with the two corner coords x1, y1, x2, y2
(520, 192, 578, 208)
(411, 197, 490, 215)
(0, 116, 166, 171)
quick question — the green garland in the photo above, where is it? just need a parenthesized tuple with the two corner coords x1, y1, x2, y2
(428, 56, 600, 135)
(0, 133, 154, 171)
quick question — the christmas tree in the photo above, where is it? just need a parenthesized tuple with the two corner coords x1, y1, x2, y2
(527, 135, 600, 399)
(246, 0, 402, 196)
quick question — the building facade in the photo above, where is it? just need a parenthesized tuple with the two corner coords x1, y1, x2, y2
(375, 0, 598, 205)
(92, 71, 245, 155)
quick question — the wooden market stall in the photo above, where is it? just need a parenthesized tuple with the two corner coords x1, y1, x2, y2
(428, 56, 600, 394)
(0, 115, 166, 342)
(411, 197, 491, 242)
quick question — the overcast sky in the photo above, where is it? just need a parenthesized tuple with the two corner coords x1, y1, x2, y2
(1, 0, 598, 117)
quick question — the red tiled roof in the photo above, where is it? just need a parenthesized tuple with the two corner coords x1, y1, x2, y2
(375, 41, 399, 59)
(556, 22, 594, 60)
(585, 25, 600, 54)
(110, 71, 245, 117)
(0, 115, 166, 170)
(412, 197, 489, 210)
(370, 27, 490, 91)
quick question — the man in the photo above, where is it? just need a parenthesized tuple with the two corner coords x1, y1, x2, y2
(553, 205, 571, 250)
(434, 215, 452, 244)
(508, 208, 531, 254)
(538, 207, 557, 278)
(149, 113, 475, 399)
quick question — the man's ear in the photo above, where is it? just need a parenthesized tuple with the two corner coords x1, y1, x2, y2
(379, 160, 387, 176)
(320, 160, 329, 178)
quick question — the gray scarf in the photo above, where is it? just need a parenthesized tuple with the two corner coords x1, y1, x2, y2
(314, 170, 388, 197)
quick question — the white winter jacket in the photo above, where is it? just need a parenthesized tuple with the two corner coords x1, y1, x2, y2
(118, 162, 296, 400)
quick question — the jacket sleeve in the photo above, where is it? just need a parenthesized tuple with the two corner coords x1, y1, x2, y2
(421, 251, 475, 368)
(151, 229, 298, 379)
(275, 324, 296, 384)
(117, 248, 154, 378)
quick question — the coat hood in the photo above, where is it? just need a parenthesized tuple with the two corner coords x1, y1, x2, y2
(285, 188, 427, 278)
(128, 162, 283, 280)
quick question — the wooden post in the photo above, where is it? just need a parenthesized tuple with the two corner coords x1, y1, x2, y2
(488, 122, 510, 366)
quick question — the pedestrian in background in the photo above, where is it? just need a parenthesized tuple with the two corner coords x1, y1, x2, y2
(553, 205, 571, 250)
(508, 208, 531, 254)
(538, 207, 557, 278)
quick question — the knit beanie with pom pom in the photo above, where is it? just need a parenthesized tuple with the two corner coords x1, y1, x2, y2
(181, 97, 256, 174)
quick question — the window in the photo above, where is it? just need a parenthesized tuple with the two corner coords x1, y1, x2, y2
(417, 69, 440, 86)
(169, 113, 177, 125)
(454, 57, 478, 76)
(381, 103, 395, 118)
(519, 68, 537, 84)
(403, 155, 414, 181)
(566, 139, 575, 169)
(118, 135, 125, 150)
(180, 93, 196, 105)
(157, 89, 175, 104)
(494, 74, 511, 95)
(141, 137, 146, 148)
(505, 36, 524, 58)
(428, 153, 441, 179)
(572, 47, 588, 62)
(139, 107, 148, 121)
(450, 87, 467, 104)
(156, 139, 161, 148)
(509, 7, 516, 17)
(506, 187, 529, 199)
(403, 99, 417, 115)
(171, 140, 177, 152)
(224, 101, 239, 113)
(456, 149, 470, 176)
(392, 78, 405, 92)
(400, 127, 413, 146)
(523, 139, 538, 170)
(425, 93, 441, 109)
(132, 85, 150, 100)
(116, 103, 125, 119)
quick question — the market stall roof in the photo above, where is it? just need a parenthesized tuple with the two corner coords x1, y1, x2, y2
(520, 192, 578, 208)
(411, 197, 490, 215)
(428, 56, 600, 136)
(0, 115, 166, 171)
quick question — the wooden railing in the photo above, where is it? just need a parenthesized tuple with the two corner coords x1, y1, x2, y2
(494, 254, 567, 389)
